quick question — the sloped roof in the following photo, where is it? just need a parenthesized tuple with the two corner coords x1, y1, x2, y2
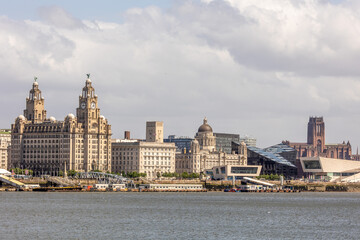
(248, 146, 296, 168)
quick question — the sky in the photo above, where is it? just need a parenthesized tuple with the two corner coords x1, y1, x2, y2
(1, 0, 359, 149)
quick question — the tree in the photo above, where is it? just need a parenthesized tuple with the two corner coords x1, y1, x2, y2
(189, 173, 200, 179)
(67, 170, 77, 177)
(59, 170, 64, 177)
(181, 172, 189, 179)
(10, 168, 33, 176)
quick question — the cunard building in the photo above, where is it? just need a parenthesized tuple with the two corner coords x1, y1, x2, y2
(10, 75, 112, 176)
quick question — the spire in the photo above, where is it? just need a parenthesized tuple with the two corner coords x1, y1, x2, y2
(203, 117, 207, 124)
(86, 73, 92, 84)
(33, 76, 39, 87)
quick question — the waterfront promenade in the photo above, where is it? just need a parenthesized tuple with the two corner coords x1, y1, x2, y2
(2, 178, 360, 192)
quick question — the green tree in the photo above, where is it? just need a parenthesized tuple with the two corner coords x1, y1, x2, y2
(181, 172, 189, 179)
(10, 168, 33, 176)
(189, 173, 200, 179)
(67, 170, 77, 177)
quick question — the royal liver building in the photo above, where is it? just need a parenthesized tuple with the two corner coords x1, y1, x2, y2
(10, 75, 112, 176)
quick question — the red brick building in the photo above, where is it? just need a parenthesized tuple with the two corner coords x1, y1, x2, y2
(283, 117, 352, 160)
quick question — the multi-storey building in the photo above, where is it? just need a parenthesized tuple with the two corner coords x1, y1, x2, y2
(214, 133, 239, 154)
(283, 117, 352, 160)
(111, 122, 176, 179)
(164, 135, 193, 153)
(175, 118, 248, 174)
(10, 76, 112, 176)
(239, 135, 257, 147)
(0, 130, 11, 170)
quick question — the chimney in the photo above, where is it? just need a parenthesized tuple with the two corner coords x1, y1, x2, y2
(124, 131, 130, 140)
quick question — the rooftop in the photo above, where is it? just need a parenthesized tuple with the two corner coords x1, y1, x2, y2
(248, 146, 296, 168)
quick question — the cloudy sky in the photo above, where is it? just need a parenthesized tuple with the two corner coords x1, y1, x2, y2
(1, 0, 359, 149)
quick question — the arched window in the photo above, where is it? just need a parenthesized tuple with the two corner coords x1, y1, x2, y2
(317, 139, 322, 153)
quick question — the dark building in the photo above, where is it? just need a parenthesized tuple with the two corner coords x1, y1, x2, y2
(283, 117, 352, 160)
(247, 147, 297, 179)
(164, 135, 193, 153)
(232, 142, 297, 179)
(264, 143, 297, 166)
(214, 133, 240, 154)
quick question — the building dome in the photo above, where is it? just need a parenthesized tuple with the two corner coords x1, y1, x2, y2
(198, 117, 213, 133)
(18, 115, 26, 121)
(49, 116, 56, 122)
(67, 113, 75, 119)
(100, 115, 106, 120)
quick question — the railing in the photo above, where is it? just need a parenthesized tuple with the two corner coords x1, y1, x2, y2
(46, 176, 76, 187)
(75, 172, 135, 188)
(0, 175, 25, 188)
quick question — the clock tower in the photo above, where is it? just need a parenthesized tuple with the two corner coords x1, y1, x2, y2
(24, 78, 47, 123)
(76, 74, 100, 131)
(75, 74, 112, 172)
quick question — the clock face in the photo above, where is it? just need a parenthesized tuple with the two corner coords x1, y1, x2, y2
(91, 102, 96, 109)
(81, 102, 86, 109)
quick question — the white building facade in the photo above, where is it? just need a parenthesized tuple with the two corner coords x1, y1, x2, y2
(111, 122, 176, 179)
(0, 131, 11, 170)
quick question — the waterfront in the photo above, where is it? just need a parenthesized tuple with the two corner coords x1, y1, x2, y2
(1, 192, 360, 239)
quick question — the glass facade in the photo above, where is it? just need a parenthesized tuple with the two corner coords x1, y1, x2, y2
(214, 133, 240, 154)
(164, 135, 193, 152)
(304, 160, 321, 169)
(231, 167, 258, 174)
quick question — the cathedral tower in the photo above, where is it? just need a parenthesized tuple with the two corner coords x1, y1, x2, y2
(307, 117, 325, 153)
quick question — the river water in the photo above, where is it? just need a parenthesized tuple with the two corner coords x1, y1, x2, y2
(1, 192, 360, 240)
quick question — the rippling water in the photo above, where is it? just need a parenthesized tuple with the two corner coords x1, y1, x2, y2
(1, 192, 360, 240)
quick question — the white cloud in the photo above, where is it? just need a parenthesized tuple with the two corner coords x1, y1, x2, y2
(0, 0, 360, 148)
(38, 6, 85, 29)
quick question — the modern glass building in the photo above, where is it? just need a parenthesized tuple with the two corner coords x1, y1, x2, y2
(214, 133, 240, 154)
(246, 146, 297, 179)
(239, 135, 257, 147)
(164, 135, 193, 153)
